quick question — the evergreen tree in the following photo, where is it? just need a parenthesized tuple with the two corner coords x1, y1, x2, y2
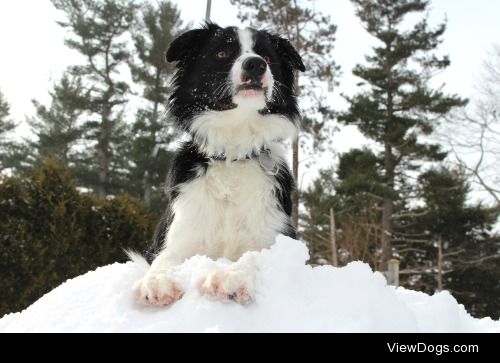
(0, 90, 17, 172)
(302, 149, 385, 267)
(230, 0, 339, 230)
(300, 168, 336, 264)
(403, 167, 499, 318)
(302, 156, 499, 318)
(51, 0, 138, 197)
(127, 0, 183, 211)
(28, 73, 89, 167)
(335, 148, 385, 199)
(0, 90, 14, 136)
(0, 159, 156, 316)
(340, 0, 467, 269)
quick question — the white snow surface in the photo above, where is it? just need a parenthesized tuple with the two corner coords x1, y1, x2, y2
(1, 235, 499, 333)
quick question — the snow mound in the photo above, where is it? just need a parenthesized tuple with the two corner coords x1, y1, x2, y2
(1, 236, 498, 332)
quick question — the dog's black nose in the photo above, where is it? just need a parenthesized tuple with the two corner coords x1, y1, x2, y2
(242, 57, 267, 78)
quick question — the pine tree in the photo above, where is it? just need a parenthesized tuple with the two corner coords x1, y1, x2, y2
(51, 0, 138, 197)
(0, 90, 17, 172)
(127, 0, 183, 211)
(28, 73, 89, 167)
(302, 148, 385, 267)
(0, 90, 14, 135)
(230, 0, 339, 230)
(403, 167, 499, 318)
(300, 168, 337, 264)
(340, 0, 467, 269)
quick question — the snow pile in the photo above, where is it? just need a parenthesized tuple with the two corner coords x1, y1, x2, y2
(1, 236, 498, 332)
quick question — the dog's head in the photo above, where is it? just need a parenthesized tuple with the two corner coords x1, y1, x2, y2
(166, 23, 305, 157)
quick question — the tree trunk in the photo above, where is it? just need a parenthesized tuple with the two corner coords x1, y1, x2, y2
(382, 58, 395, 270)
(330, 207, 338, 267)
(381, 198, 393, 271)
(143, 170, 152, 210)
(97, 114, 110, 198)
(291, 69, 300, 231)
(437, 238, 443, 291)
(381, 142, 394, 271)
(143, 99, 159, 210)
(292, 137, 299, 230)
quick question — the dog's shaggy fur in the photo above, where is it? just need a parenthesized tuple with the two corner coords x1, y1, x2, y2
(134, 23, 305, 306)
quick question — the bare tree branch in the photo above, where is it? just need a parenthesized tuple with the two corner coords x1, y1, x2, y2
(440, 44, 500, 207)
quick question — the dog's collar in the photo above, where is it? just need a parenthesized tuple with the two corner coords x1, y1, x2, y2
(209, 147, 279, 175)
(210, 149, 262, 161)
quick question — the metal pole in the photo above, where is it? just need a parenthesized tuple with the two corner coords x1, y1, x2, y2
(205, 0, 212, 22)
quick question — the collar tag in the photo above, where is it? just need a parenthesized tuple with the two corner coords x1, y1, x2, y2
(259, 150, 279, 175)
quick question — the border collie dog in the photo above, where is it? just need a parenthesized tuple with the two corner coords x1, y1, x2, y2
(134, 23, 305, 306)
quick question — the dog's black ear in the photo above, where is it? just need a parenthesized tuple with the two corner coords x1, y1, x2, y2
(166, 29, 207, 63)
(166, 23, 221, 63)
(272, 36, 306, 72)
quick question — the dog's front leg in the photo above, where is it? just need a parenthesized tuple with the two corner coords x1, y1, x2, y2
(133, 251, 185, 307)
(199, 252, 259, 305)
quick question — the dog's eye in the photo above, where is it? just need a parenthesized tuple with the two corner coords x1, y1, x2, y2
(216, 51, 229, 59)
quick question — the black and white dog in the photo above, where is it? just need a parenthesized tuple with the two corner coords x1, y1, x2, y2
(134, 23, 305, 306)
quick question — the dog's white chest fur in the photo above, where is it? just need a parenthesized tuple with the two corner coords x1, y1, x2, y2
(166, 160, 286, 262)
(203, 160, 264, 202)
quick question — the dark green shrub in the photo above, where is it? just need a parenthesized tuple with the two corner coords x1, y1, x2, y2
(0, 160, 157, 317)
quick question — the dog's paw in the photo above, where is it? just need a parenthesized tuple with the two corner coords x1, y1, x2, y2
(133, 272, 183, 307)
(199, 270, 254, 305)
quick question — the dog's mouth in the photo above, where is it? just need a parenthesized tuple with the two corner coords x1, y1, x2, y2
(235, 82, 267, 97)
